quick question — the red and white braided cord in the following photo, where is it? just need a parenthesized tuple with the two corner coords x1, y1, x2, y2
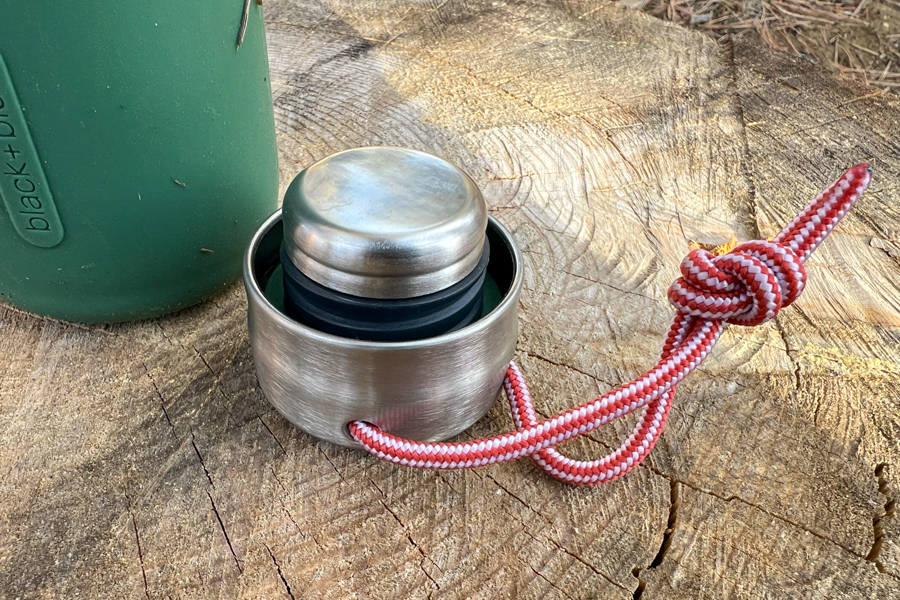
(349, 164, 872, 485)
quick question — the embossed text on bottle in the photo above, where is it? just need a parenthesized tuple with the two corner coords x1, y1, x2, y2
(0, 52, 64, 248)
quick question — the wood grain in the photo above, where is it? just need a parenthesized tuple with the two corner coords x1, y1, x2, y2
(1, 1, 899, 598)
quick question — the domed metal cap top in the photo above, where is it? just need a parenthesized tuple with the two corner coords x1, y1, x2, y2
(282, 147, 488, 299)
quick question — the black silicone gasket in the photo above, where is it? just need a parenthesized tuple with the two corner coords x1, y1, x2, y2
(281, 238, 490, 342)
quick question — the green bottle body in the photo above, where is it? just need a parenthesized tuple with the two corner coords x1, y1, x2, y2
(0, 1, 279, 322)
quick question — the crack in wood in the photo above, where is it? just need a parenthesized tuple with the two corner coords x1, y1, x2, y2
(192, 345, 217, 377)
(258, 414, 288, 455)
(143, 362, 178, 439)
(189, 429, 215, 489)
(722, 37, 760, 240)
(651, 479, 680, 569)
(270, 466, 287, 492)
(281, 503, 305, 539)
(622, 194, 664, 265)
(772, 319, 804, 392)
(632, 479, 679, 599)
(485, 474, 553, 527)
(549, 537, 625, 590)
(364, 473, 442, 591)
(207, 491, 242, 574)
(631, 566, 646, 600)
(478, 360, 880, 576)
(271, 472, 309, 543)
(434, 471, 461, 495)
(264, 544, 296, 600)
(317, 446, 348, 484)
(511, 511, 629, 592)
(527, 563, 577, 600)
(604, 129, 640, 177)
(191, 343, 245, 416)
(643, 463, 900, 579)
(866, 463, 896, 574)
(126, 493, 151, 600)
(521, 350, 613, 390)
(155, 321, 187, 352)
(410, 536, 441, 592)
(561, 269, 657, 303)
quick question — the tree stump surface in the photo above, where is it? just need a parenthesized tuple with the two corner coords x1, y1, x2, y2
(3, 1, 900, 598)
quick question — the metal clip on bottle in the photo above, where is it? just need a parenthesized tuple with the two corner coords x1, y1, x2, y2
(243, 147, 524, 446)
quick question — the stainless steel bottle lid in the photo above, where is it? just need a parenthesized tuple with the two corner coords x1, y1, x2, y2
(281, 147, 488, 299)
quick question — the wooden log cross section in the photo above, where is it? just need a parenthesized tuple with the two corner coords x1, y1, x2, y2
(2, 1, 900, 598)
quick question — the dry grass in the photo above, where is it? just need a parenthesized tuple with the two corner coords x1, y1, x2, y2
(623, 0, 900, 91)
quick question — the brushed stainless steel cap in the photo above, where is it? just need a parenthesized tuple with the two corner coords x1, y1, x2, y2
(281, 147, 488, 299)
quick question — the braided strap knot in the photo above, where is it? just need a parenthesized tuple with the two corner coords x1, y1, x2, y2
(667, 240, 806, 326)
(349, 163, 873, 486)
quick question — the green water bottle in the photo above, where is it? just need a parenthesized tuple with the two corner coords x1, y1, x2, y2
(0, 1, 279, 322)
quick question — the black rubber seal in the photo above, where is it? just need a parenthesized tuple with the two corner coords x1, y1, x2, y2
(281, 239, 490, 342)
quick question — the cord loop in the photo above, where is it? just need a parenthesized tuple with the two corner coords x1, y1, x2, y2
(350, 164, 872, 485)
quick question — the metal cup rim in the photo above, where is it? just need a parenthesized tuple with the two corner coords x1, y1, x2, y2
(243, 209, 524, 351)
